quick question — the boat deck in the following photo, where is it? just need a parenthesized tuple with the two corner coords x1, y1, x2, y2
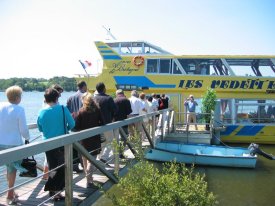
(165, 124, 212, 144)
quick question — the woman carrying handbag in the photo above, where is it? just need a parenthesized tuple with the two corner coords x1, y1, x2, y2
(37, 88, 75, 201)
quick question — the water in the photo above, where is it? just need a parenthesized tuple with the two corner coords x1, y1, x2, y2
(93, 149, 275, 206)
(1, 92, 275, 205)
(0, 91, 75, 192)
(200, 145, 275, 206)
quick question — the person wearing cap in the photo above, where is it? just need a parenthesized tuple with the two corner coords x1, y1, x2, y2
(184, 94, 198, 131)
(114, 89, 132, 158)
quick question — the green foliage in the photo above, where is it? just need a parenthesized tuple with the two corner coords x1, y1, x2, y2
(201, 88, 217, 123)
(0, 77, 77, 92)
(110, 161, 216, 206)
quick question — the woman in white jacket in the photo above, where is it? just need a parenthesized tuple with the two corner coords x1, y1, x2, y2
(0, 85, 30, 205)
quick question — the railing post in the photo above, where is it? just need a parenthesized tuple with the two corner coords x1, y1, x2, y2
(114, 129, 120, 174)
(167, 110, 170, 134)
(64, 143, 73, 206)
(161, 112, 164, 141)
(152, 115, 156, 146)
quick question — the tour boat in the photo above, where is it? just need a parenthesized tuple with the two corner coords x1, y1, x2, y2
(76, 39, 275, 144)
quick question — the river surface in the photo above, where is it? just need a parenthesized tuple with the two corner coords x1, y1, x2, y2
(1, 92, 275, 206)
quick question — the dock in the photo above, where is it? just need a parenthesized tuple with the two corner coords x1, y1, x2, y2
(0, 109, 215, 205)
(0, 150, 136, 206)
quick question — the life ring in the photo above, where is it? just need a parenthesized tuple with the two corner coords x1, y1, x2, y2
(132, 56, 145, 67)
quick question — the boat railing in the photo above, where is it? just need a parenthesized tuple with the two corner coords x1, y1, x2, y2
(173, 111, 212, 130)
(0, 109, 171, 206)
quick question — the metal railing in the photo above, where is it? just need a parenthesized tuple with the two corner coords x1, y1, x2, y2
(0, 109, 171, 205)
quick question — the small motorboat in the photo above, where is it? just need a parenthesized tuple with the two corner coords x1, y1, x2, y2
(145, 142, 258, 168)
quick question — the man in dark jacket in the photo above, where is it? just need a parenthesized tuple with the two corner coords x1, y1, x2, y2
(66, 81, 87, 173)
(114, 89, 132, 158)
(114, 89, 132, 132)
(94, 82, 117, 163)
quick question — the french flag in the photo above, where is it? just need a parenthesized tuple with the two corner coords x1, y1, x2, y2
(79, 60, 92, 70)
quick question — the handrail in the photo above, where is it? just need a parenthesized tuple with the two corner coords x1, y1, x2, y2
(0, 110, 167, 166)
(0, 109, 170, 205)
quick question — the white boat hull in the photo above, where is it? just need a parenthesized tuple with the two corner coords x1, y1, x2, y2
(145, 143, 257, 168)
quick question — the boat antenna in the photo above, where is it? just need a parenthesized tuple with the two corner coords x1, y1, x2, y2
(102, 26, 117, 40)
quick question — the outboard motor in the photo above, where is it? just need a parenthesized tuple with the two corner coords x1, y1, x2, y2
(248, 143, 275, 160)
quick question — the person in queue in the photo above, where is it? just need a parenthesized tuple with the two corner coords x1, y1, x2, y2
(93, 82, 117, 164)
(0, 86, 30, 205)
(37, 88, 75, 201)
(139, 92, 149, 140)
(128, 90, 145, 138)
(147, 96, 157, 134)
(74, 92, 103, 189)
(42, 84, 64, 180)
(114, 89, 132, 158)
(160, 94, 169, 109)
(184, 94, 198, 131)
(66, 81, 87, 173)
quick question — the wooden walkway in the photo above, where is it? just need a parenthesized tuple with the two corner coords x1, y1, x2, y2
(0, 155, 135, 206)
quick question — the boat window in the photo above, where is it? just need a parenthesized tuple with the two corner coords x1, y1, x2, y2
(177, 59, 211, 75)
(147, 59, 158, 73)
(131, 42, 143, 54)
(144, 43, 161, 54)
(121, 42, 132, 54)
(160, 59, 171, 73)
(106, 43, 120, 53)
(200, 63, 209, 75)
(236, 100, 275, 124)
(220, 99, 233, 124)
(173, 62, 183, 74)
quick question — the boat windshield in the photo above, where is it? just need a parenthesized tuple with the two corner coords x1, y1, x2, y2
(145, 58, 275, 77)
(106, 41, 171, 55)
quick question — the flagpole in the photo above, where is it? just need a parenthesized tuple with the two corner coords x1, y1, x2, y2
(79, 60, 90, 90)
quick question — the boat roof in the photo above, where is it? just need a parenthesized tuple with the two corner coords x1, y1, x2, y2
(103, 40, 172, 55)
(100, 40, 275, 65)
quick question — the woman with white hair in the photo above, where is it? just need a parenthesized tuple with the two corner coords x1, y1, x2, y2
(0, 85, 30, 205)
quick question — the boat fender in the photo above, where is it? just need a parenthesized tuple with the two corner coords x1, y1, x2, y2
(132, 56, 145, 67)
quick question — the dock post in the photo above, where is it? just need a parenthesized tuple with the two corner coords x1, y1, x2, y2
(64, 143, 73, 206)
(212, 100, 221, 145)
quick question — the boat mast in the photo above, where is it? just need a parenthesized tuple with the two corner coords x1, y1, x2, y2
(102, 26, 117, 41)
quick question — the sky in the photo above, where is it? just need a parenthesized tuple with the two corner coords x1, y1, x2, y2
(0, 0, 275, 79)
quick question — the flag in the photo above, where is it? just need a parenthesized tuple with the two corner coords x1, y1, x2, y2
(79, 60, 92, 70)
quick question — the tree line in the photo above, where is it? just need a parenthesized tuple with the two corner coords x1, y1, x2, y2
(0, 77, 77, 92)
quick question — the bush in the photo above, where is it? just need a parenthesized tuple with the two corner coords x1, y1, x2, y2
(201, 88, 217, 124)
(110, 161, 217, 206)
